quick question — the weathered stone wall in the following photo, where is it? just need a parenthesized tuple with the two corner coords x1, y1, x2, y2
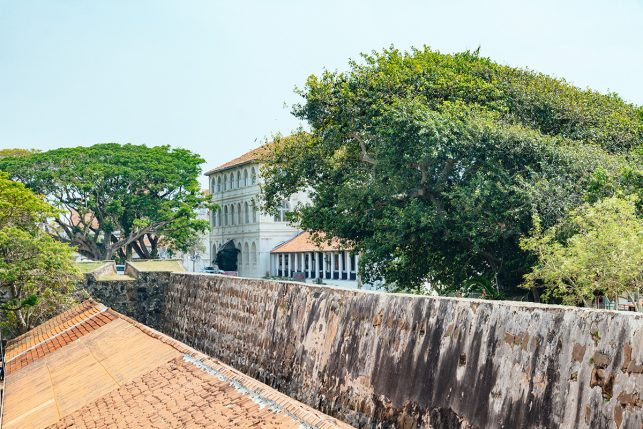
(159, 274, 642, 429)
(83, 271, 170, 329)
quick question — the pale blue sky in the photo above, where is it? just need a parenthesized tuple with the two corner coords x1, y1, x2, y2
(1, 0, 642, 184)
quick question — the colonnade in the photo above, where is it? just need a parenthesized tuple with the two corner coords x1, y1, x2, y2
(271, 251, 358, 281)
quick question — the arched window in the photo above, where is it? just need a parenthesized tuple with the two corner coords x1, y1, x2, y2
(224, 206, 229, 226)
(217, 209, 222, 227)
(252, 202, 257, 223)
(251, 242, 257, 264)
(212, 209, 217, 227)
(274, 200, 290, 222)
(238, 243, 243, 266)
(251, 167, 257, 184)
(216, 176, 221, 192)
(244, 169, 249, 186)
(230, 173, 235, 189)
(236, 171, 241, 188)
(237, 203, 242, 225)
(244, 202, 249, 223)
(244, 243, 249, 265)
(224, 175, 229, 191)
(230, 204, 235, 225)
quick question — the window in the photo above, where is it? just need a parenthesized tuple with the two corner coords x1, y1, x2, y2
(274, 200, 290, 222)
(252, 202, 257, 223)
(230, 204, 235, 225)
(217, 210, 222, 227)
(244, 169, 249, 186)
(251, 167, 257, 184)
(224, 206, 229, 226)
(236, 171, 241, 188)
(224, 175, 229, 191)
(230, 173, 235, 189)
(216, 176, 221, 192)
(212, 209, 217, 227)
(244, 202, 250, 223)
(237, 203, 242, 225)
(251, 242, 257, 264)
(244, 243, 249, 265)
(238, 243, 243, 266)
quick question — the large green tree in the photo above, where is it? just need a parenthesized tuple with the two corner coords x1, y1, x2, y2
(261, 47, 642, 295)
(521, 197, 642, 310)
(0, 174, 80, 336)
(0, 144, 211, 261)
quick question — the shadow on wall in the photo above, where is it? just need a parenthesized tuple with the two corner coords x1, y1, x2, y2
(82, 272, 643, 429)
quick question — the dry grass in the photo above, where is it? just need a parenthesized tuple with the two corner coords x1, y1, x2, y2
(128, 260, 185, 272)
(96, 274, 136, 281)
(75, 261, 111, 273)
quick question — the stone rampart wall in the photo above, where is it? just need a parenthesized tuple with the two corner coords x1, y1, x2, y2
(83, 271, 169, 329)
(158, 274, 642, 429)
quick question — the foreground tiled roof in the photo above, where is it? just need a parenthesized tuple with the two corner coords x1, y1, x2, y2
(204, 145, 270, 175)
(2, 300, 352, 429)
(271, 232, 352, 254)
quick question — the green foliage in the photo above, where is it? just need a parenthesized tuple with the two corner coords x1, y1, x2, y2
(0, 148, 39, 158)
(261, 46, 642, 294)
(0, 143, 212, 261)
(0, 172, 56, 229)
(0, 175, 81, 337)
(520, 197, 642, 310)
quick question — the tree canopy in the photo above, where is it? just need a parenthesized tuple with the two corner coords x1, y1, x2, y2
(261, 46, 642, 295)
(0, 143, 211, 261)
(0, 174, 80, 336)
(521, 197, 642, 310)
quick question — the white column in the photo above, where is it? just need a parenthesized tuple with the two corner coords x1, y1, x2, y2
(355, 254, 359, 279)
(294, 253, 299, 272)
(273, 254, 278, 276)
(322, 253, 327, 279)
(314, 252, 319, 278)
(330, 252, 335, 280)
(339, 251, 344, 280)
(346, 251, 352, 276)
(288, 253, 293, 277)
(307, 253, 311, 278)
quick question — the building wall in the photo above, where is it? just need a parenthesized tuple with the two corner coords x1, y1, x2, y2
(207, 162, 306, 278)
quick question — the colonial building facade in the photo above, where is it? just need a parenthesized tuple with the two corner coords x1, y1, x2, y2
(206, 146, 358, 286)
(271, 231, 357, 282)
(206, 147, 307, 278)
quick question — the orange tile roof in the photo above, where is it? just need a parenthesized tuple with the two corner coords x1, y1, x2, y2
(271, 231, 353, 254)
(2, 300, 352, 429)
(205, 145, 271, 175)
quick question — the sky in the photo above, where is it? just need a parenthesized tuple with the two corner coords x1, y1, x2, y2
(1, 0, 642, 186)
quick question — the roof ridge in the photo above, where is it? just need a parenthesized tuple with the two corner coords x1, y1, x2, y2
(6, 304, 109, 364)
(204, 145, 270, 175)
(7, 299, 98, 347)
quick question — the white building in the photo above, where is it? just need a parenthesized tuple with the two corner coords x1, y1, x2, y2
(206, 147, 307, 278)
(271, 231, 358, 283)
(179, 203, 211, 272)
(205, 146, 358, 286)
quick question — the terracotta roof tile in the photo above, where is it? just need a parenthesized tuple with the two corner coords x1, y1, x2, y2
(2, 300, 353, 429)
(204, 145, 270, 175)
(271, 231, 353, 254)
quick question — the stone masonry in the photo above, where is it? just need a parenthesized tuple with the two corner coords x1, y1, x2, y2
(83, 272, 643, 428)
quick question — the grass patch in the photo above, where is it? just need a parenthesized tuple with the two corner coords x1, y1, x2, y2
(75, 261, 110, 273)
